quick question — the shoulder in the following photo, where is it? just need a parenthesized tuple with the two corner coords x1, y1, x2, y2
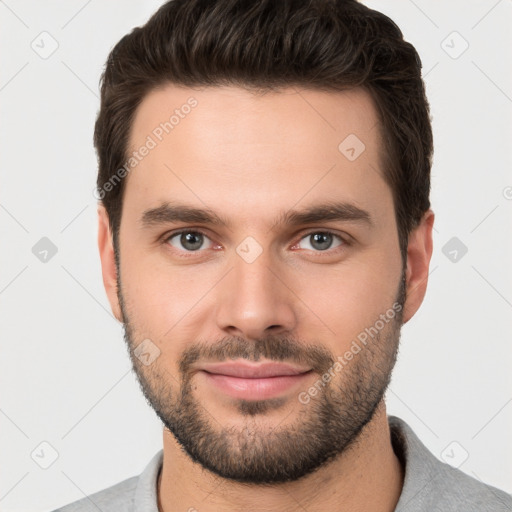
(389, 415, 512, 512)
(435, 463, 512, 511)
(51, 476, 138, 512)
(51, 450, 163, 512)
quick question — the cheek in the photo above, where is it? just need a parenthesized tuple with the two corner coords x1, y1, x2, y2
(291, 249, 401, 347)
(120, 248, 216, 340)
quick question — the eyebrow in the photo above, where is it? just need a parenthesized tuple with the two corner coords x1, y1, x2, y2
(140, 201, 373, 230)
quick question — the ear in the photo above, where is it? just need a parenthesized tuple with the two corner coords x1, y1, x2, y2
(97, 204, 123, 323)
(402, 209, 435, 324)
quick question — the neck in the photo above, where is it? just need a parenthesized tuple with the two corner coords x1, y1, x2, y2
(158, 400, 404, 512)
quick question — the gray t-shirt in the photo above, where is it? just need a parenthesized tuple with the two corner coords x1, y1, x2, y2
(52, 415, 512, 511)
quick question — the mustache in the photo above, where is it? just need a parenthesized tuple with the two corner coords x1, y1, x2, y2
(178, 335, 335, 376)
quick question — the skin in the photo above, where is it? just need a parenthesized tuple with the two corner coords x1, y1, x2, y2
(98, 84, 434, 512)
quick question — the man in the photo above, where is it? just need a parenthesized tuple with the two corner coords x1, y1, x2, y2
(54, 0, 512, 511)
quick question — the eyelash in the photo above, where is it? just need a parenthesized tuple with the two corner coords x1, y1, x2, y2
(161, 228, 351, 257)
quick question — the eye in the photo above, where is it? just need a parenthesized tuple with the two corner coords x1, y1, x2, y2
(165, 230, 215, 252)
(294, 231, 346, 252)
(162, 229, 348, 256)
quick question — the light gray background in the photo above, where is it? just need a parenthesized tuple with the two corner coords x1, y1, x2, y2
(1, 1, 511, 511)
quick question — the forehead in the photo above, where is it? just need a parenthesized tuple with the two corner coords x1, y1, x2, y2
(123, 84, 391, 228)
(128, 84, 381, 151)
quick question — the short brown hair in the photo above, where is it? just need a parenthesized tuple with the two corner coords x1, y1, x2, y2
(94, 0, 433, 264)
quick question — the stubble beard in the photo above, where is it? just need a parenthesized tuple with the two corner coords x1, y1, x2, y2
(118, 269, 406, 484)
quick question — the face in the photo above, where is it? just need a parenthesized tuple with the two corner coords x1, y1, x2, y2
(99, 84, 428, 484)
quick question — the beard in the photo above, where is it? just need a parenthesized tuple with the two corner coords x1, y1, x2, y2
(117, 268, 406, 485)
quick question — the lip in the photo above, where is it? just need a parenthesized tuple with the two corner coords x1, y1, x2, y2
(198, 360, 313, 401)
(199, 360, 311, 378)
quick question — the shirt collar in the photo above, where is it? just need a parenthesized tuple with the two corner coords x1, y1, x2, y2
(134, 449, 163, 512)
(388, 415, 444, 511)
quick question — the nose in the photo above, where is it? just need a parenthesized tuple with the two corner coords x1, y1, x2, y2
(214, 247, 298, 340)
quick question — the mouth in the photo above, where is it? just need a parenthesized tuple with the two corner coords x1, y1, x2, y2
(197, 360, 313, 400)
